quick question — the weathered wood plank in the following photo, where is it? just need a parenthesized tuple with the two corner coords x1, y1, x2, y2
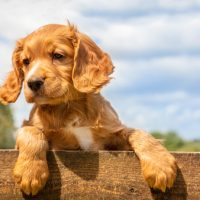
(0, 150, 199, 200)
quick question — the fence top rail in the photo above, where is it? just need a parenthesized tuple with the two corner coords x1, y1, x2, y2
(0, 150, 199, 200)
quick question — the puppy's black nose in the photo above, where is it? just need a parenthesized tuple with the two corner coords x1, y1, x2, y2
(28, 78, 44, 92)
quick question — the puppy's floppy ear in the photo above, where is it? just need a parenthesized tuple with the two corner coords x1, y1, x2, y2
(0, 40, 24, 105)
(72, 32, 114, 93)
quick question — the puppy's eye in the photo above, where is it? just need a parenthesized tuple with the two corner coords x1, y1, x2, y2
(23, 58, 30, 66)
(52, 53, 64, 60)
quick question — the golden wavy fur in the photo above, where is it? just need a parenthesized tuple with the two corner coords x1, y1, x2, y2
(0, 24, 176, 195)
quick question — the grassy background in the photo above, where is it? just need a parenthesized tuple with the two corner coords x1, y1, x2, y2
(151, 131, 200, 152)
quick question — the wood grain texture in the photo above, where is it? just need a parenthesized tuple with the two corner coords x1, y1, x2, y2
(0, 150, 199, 200)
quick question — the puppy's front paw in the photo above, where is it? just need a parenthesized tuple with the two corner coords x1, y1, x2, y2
(140, 153, 177, 192)
(13, 157, 49, 195)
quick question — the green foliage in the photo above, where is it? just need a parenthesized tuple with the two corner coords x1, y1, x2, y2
(177, 141, 200, 152)
(151, 131, 200, 152)
(0, 105, 15, 148)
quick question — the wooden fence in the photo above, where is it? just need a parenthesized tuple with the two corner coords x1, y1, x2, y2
(0, 150, 199, 200)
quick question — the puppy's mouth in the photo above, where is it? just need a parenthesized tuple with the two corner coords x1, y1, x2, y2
(25, 89, 68, 105)
(24, 78, 69, 104)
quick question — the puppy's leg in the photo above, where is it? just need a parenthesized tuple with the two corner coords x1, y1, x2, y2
(13, 126, 49, 195)
(128, 129, 177, 192)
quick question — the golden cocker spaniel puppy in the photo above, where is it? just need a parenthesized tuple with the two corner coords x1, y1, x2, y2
(0, 24, 176, 195)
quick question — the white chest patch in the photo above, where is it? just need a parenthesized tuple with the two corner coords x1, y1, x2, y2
(72, 127, 94, 150)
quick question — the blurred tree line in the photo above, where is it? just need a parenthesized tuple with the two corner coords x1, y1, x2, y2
(151, 131, 200, 152)
(0, 105, 15, 148)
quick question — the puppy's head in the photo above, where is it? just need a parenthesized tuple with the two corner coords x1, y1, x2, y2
(0, 24, 114, 105)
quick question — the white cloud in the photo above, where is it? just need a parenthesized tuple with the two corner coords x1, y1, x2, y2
(104, 56, 200, 91)
(0, 43, 13, 84)
(102, 90, 200, 139)
(1, 0, 200, 57)
(96, 13, 200, 57)
(71, 0, 200, 13)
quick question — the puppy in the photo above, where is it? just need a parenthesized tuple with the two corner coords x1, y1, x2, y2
(0, 24, 176, 195)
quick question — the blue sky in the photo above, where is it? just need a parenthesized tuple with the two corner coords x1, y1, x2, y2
(0, 0, 200, 139)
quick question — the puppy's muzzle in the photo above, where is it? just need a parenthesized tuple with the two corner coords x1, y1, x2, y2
(28, 78, 44, 92)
